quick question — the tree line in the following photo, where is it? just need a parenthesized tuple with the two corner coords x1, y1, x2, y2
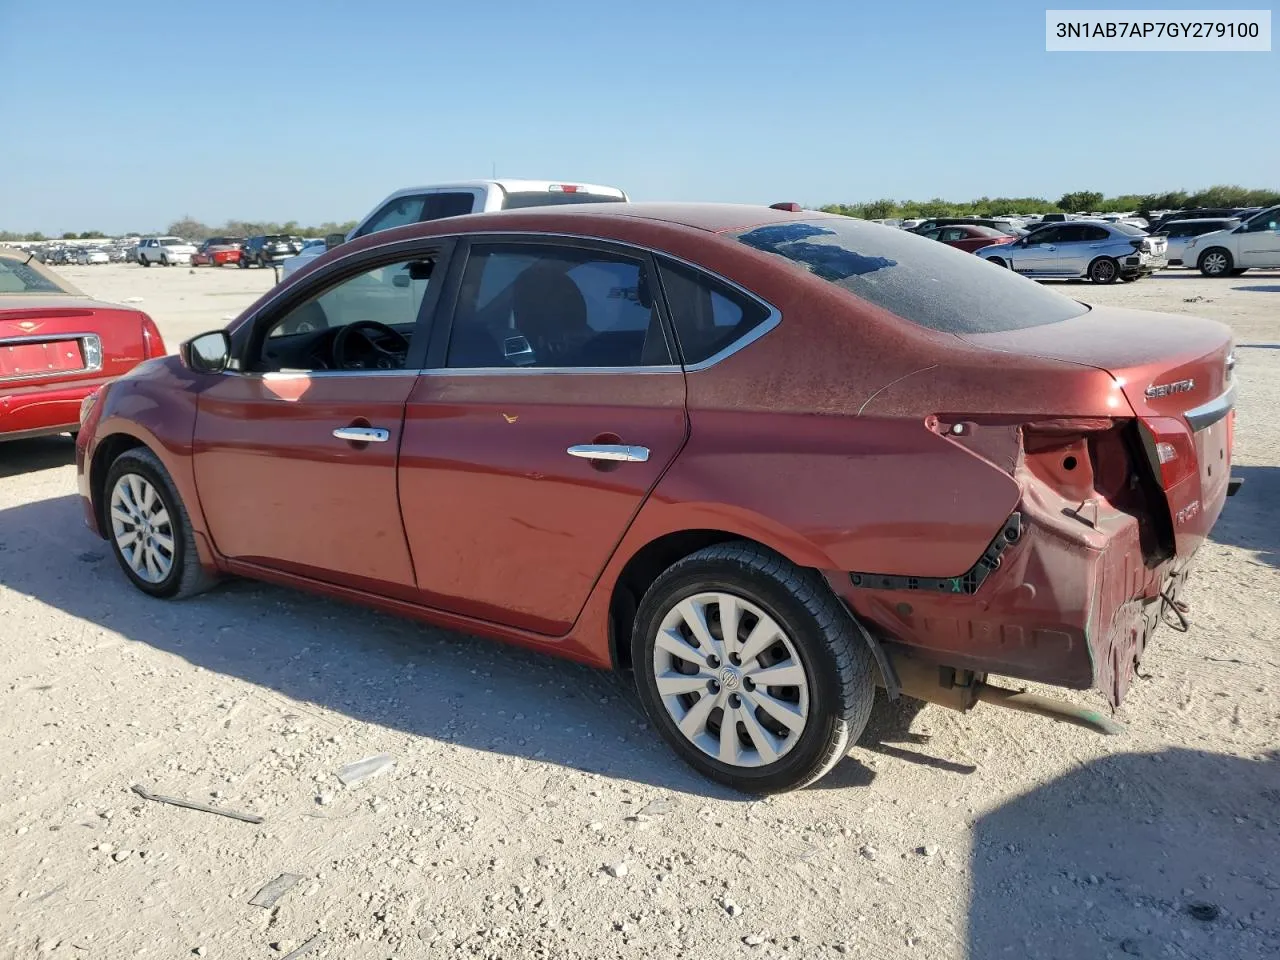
(821, 184, 1280, 221)
(4, 184, 1277, 241)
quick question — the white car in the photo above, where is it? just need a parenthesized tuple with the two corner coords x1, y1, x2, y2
(280, 178, 628, 280)
(84, 248, 110, 265)
(137, 236, 197, 267)
(1183, 204, 1280, 277)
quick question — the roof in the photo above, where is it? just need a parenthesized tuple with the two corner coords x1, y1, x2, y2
(381, 178, 627, 197)
(429, 201, 828, 234)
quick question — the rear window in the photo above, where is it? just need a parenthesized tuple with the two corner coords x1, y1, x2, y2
(0, 256, 74, 294)
(160, 237, 187, 246)
(1111, 223, 1146, 237)
(731, 218, 1089, 334)
(264, 235, 290, 243)
(501, 191, 625, 210)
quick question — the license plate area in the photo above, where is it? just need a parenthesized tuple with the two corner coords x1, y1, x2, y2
(0, 338, 85, 379)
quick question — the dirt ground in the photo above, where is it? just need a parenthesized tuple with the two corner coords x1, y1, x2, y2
(2, 262, 1277, 960)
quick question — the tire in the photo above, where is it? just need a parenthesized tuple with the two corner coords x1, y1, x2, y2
(238, 256, 248, 269)
(103, 447, 216, 600)
(986, 257, 1008, 268)
(632, 541, 877, 793)
(257, 255, 267, 269)
(161, 256, 169, 267)
(1088, 257, 1120, 284)
(140, 256, 152, 268)
(1198, 247, 1233, 277)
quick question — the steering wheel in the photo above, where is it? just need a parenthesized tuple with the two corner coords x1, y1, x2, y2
(332, 321, 410, 370)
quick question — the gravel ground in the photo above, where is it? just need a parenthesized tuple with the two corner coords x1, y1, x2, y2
(2, 263, 1277, 960)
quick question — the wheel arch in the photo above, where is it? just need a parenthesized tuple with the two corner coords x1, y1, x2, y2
(88, 432, 149, 538)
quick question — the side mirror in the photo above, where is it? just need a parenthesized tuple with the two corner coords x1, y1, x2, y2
(180, 330, 231, 374)
(325, 232, 347, 250)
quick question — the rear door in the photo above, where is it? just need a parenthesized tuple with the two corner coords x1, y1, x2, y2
(397, 237, 686, 635)
(1236, 208, 1280, 267)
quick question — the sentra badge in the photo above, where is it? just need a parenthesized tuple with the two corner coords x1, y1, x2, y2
(1145, 378, 1195, 399)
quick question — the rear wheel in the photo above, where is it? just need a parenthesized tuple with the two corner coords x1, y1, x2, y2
(1088, 257, 1119, 284)
(1198, 248, 1233, 277)
(104, 448, 215, 599)
(632, 542, 877, 793)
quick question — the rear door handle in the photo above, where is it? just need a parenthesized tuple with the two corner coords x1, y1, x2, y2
(333, 426, 390, 443)
(567, 444, 650, 463)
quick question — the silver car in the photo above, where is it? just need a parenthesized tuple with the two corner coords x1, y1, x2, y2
(1153, 218, 1242, 267)
(975, 221, 1167, 283)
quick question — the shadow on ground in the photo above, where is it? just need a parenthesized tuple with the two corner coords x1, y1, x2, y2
(1210, 465, 1278, 568)
(969, 747, 1280, 959)
(0, 435, 76, 479)
(1233, 286, 1280, 294)
(0, 480, 883, 798)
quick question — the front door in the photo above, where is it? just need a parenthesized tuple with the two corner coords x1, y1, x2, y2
(1012, 226, 1061, 276)
(1236, 209, 1280, 267)
(192, 242, 451, 594)
(398, 238, 687, 635)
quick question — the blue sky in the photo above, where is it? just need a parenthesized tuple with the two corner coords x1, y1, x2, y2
(1, 0, 1275, 233)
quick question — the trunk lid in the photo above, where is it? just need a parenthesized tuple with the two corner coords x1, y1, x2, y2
(963, 305, 1235, 556)
(0, 300, 149, 385)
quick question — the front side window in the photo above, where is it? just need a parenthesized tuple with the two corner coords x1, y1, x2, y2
(253, 255, 436, 372)
(355, 195, 427, 238)
(658, 258, 772, 365)
(1244, 209, 1279, 232)
(446, 244, 669, 369)
(732, 217, 1088, 335)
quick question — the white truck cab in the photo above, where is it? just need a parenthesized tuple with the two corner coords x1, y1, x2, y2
(281, 179, 628, 280)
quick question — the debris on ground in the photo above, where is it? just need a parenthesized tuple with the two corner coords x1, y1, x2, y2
(131, 783, 264, 824)
(249, 873, 305, 909)
(336, 753, 394, 786)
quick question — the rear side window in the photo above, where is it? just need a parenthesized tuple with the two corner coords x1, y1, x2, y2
(731, 218, 1088, 334)
(422, 193, 475, 220)
(658, 258, 772, 364)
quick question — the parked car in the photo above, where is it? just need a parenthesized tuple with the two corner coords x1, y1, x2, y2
(137, 236, 197, 266)
(1146, 207, 1261, 234)
(917, 224, 1014, 253)
(1181, 205, 1280, 277)
(1152, 218, 1242, 267)
(977, 221, 1167, 283)
(909, 217, 1022, 236)
(77, 204, 1241, 791)
(281, 179, 629, 280)
(1, 249, 166, 443)
(192, 237, 244, 267)
(239, 235, 301, 268)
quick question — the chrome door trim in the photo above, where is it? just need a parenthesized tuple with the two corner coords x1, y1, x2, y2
(567, 444, 650, 462)
(333, 426, 391, 442)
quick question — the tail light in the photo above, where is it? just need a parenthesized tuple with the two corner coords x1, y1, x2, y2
(140, 314, 167, 359)
(1137, 416, 1197, 489)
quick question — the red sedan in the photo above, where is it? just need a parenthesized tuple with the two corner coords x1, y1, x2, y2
(192, 237, 243, 267)
(75, 204, 1239, 792)
(1, 250, 166, 443)
(918, 223, 1017, 253)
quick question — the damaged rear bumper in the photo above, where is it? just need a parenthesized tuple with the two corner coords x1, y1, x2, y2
(832, 493, 1199, 708)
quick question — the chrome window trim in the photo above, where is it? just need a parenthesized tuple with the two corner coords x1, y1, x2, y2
(0, 332, 102, 383)
(224, 368, 419, 380)
(1184, 383, 1236, 432)
(235, 229, 782, 377)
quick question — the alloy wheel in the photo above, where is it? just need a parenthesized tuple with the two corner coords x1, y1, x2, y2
(1091, 258, 1117, 283)
(1202, 251, 1229, 276)
(109, 473, 175, 584)
(650, 591, 810, 767)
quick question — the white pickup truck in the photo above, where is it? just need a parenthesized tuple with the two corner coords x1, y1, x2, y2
(137, 236, 198, 267)
(280, 178, 628, 280)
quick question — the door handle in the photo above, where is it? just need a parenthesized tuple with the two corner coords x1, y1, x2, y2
(567, 444, 650, 463)
(333, 426, 390, 443)
(1044, 245, 1056, 251)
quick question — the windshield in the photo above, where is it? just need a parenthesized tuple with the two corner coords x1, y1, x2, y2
(160, 237, 187, 246)
(731, 218, 1089, 334)
(0, 255, 79, 295)
(501, 191, 625, 210)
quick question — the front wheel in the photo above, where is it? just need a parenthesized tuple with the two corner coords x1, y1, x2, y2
(1198, 248, 1233, 277)
(1088, 257, 1119, 284)
(161, 256, 170, 266)
(104, 447, 216, 599)
(632, 542, 877, 793)
(985, 257, 1008, 268)
(140, 257, 152, 268)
